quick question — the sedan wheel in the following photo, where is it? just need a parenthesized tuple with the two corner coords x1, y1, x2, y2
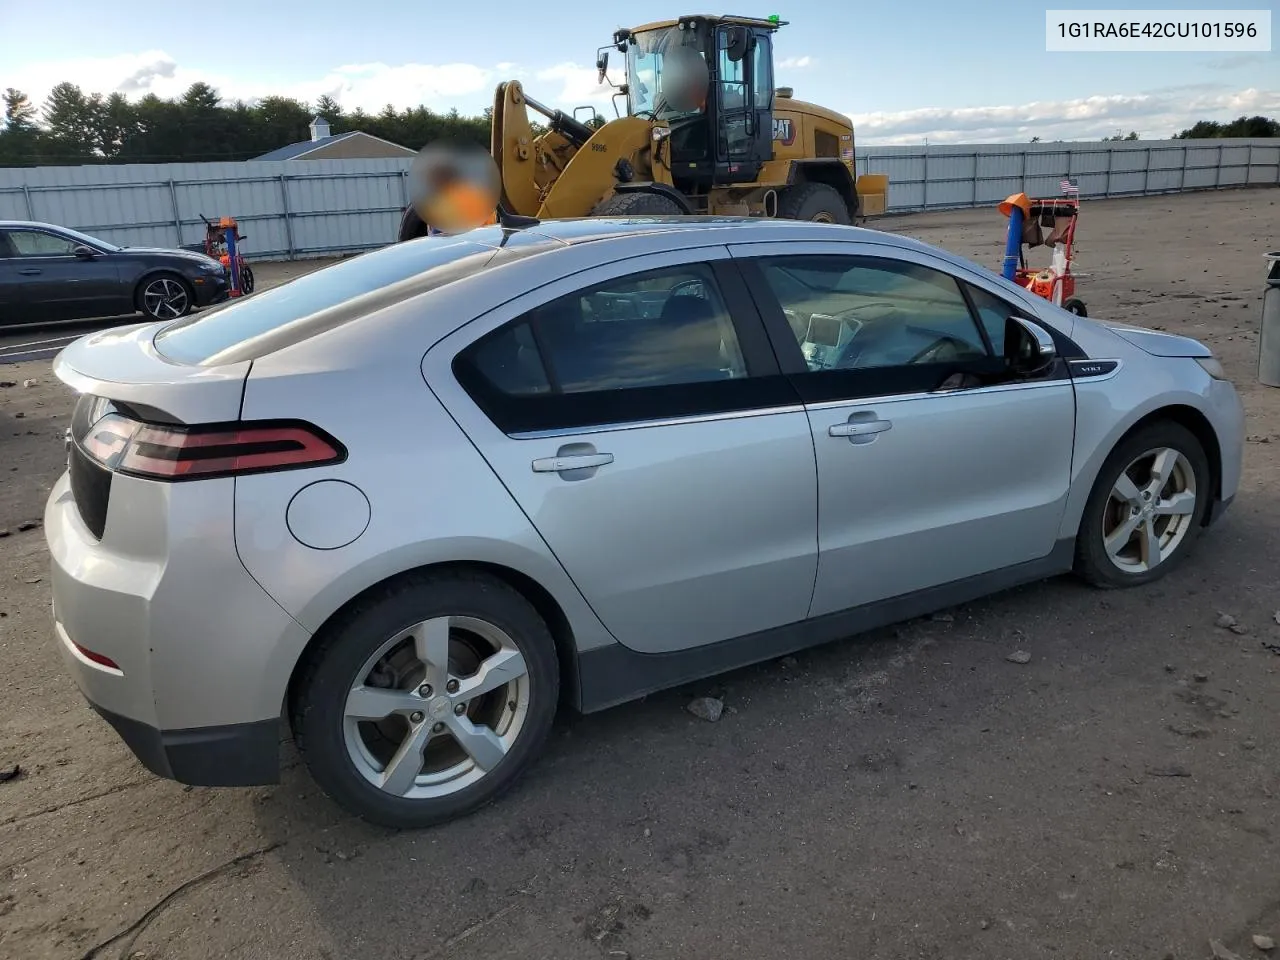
(1075, 422, 1210, 587)
(343, 615, 531, 799)
(1101, 447, 1197, 574)
(293, 571, 558, 828)
(141, 276, 192, 320)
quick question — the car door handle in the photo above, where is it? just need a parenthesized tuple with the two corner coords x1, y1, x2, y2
(531, 452, 615, 473)
(829, 419, 892, 438)
(18, 268, 41, 276)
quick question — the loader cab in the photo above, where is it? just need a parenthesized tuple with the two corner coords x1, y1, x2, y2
(617, 16, 779, 189)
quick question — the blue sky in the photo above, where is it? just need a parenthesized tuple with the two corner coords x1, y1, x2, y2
(1, 0, 1275, 143)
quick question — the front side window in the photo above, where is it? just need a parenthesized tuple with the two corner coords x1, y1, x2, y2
(8, 230, 78, 257)
(461, 263, 747, 398)
(963, 282, 1019, 357)
(756, 255, 989, 373)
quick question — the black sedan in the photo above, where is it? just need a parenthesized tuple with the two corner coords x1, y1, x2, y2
(0, 221, 230, 326)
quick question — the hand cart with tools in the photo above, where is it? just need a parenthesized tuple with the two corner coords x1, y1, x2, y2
(183, 214, 255, 297)
(997, 190, 1086, 316)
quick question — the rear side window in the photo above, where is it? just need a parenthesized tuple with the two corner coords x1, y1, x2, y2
(454, 262, 788, 434)
(153, 237, 498, 365)
(459, 263, 747, 396)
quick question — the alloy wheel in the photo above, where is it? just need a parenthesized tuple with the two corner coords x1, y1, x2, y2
(1101, 446, 1198, 574)
(342, 616, 530, 799)
(142, 278, 190, 320)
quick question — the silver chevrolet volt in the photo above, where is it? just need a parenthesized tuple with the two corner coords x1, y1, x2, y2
(44, 217, 1244, 828)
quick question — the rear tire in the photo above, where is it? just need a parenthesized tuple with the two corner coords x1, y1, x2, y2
(240, 264, 255, 295)
(292, 570, 559, 829)
(1073, 421, 1211, 589)
(591, 190, 685, 217)
(777, 182, 851, 224)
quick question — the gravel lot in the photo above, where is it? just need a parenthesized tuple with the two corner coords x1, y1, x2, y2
(1, 189, 1278, 960)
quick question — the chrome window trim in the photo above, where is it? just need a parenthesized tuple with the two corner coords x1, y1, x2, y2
(508, 403, 807, 440)
(506, 366, 1101, 439)
(804, 377, 1069, 411)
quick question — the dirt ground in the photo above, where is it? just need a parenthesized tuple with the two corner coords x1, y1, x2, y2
(1, 189, 1278, 960)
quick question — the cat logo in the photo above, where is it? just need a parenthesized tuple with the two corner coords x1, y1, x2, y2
(772, 118, 796, 146)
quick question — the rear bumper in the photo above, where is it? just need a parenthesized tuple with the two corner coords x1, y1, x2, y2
(44, 470, 310, 785)
(91, 704, 280, 786)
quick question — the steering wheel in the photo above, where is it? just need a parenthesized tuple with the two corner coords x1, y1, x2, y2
(907, 335, 970, 365)
(668, 278, 705, 298)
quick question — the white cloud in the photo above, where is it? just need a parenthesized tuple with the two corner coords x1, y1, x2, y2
(846, 85, 1280, 145)
(534, 62, 616, 110)
(777, 56, 814, 69)
(4, 51, 502, 116)
(300, 61, 494, 114)
(4, 51, 627, 119)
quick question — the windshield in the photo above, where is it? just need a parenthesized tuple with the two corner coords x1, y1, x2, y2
(625, 25, 708, 120)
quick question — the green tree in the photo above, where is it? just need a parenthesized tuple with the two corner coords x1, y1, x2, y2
(3, 88, 37, 131)
(0, 76, 503, 164)
(314, 95, 343, 124)
(0, 88, 46, 165)
(1174, 115, 1280, 138)
(42, 82, 103, 161)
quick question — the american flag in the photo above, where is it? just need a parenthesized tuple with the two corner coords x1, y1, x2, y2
(1060, 178, 1080, 196)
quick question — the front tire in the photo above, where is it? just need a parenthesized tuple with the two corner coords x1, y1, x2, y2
(777, 182, 852, 224)
(1074, 421, 1211, 588)
(397, 205, 431, 242)
(292, 570, 559, 829)
(1064, 298, 1087, 316)
(137, 273, 193, 321)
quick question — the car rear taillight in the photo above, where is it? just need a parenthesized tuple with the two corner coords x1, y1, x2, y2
(73, 641, 121, 671)
(79, 413, 344, 481)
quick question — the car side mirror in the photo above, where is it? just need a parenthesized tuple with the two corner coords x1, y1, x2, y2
(72, 245, 96, 260)
(1005, 315, 1057, 376)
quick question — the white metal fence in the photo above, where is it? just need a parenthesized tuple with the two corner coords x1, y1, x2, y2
(1, 139, 1276, 261)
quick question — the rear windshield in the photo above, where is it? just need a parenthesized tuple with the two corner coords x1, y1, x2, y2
(153, 236, 499, 365)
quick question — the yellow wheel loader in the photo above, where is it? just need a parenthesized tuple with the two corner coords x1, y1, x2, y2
(398, 14, 860, 239)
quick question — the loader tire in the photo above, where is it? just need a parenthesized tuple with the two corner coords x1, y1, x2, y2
(591, 191, 685, 217)
(397, 205, 430, 242)
(777, 182, 851, 224)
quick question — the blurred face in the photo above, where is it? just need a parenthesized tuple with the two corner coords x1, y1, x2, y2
(409, 144, 501, 233)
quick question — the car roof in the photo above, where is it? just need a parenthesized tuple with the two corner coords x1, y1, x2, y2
(462, 215, 949, 260)
(0, 220, 62, 230)
(506, 215, 985, 275)
(169, 215, 1042, 368)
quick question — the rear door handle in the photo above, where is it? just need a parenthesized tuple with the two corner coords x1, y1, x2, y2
(829, 419, 892, 438)
(531, 452, 615, 473)
(18, 268, 41, 276)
